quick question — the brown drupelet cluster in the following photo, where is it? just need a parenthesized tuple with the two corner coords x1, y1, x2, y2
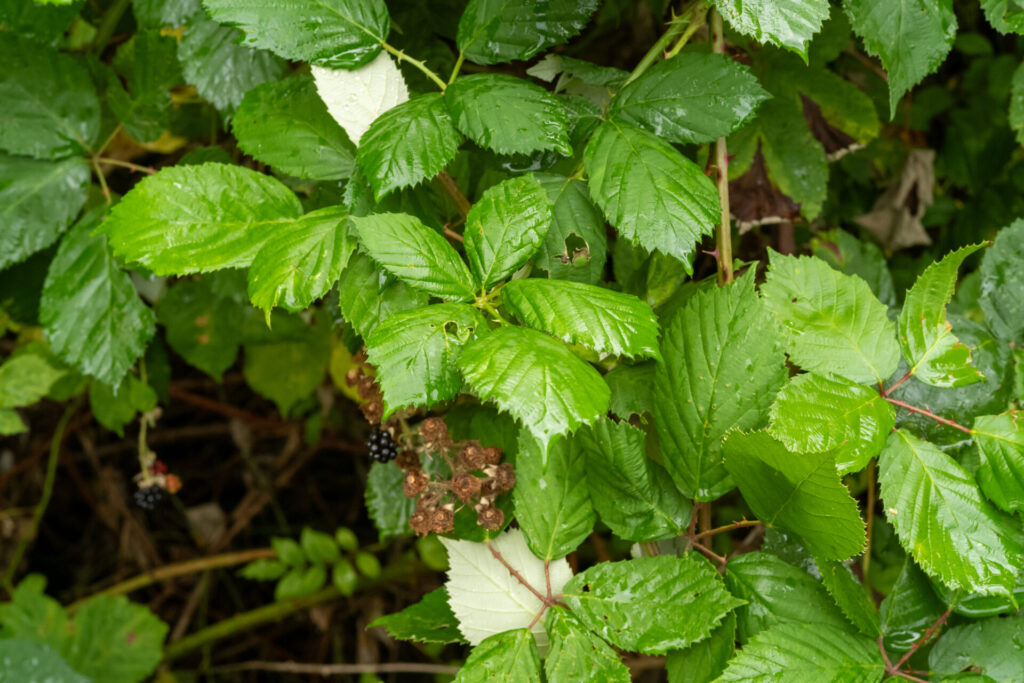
(400, 417, 515, 536)
(344, 351, 385, 425)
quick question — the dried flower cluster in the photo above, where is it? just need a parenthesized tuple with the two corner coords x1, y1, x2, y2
(344, 351, 386, 425)
(400, 417, 515, 536)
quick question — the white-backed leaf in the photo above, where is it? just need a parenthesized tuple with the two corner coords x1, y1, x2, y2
(312, 51, 408, 146)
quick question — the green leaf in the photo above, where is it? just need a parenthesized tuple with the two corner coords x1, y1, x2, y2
(365, 303, 487, 415)
(275, 565, 326, 600)
(973, 411, 1024, 514)
(446, 74, 571, 156)
(0, 408, 26, 435)
(233, 75, 356, 181)
(0, 640, 89, 683)
(878, 430, 1024, 596)
(365, 461, 414, 540)
(665, 612, 736, 683)
(879, 558, 946, 653)
(929, 612, 1024, 681)
(243, 311, 331, 414)
(101, 163, 302, 274)
(157, 279, 244, 380)
(0, 154, 89, 271)
(513, 432, 595, 561)
(0, 0, 80, 45)
(239, 559, 288, 581)
(1011, 62, 1024, 144)
(712, 0, 830, 57)
(40, 215, 156, 387)
(584, 119, 719, 270)
(502, 279, 659, 360)
(0, 352, 66, 409)
(336, 251, 429, 339)
(724, 552, 852, 643)
(177, 15, 285, 112)
(457, 326, 610, 444)
(204, 0, 389, 68)
(300, 528, 340, 564)
(578, 417, 691, 542)
(715, 622, 885, 682)
(844, 0, 957, 118)
(368, 588, 465, 644)
(723, 431, 866, 561)
(561, 555, 743, 654)
(898, 244, 986, 387)
(107, 31, 180, 143)
(982, 0, 1024, 33)
(815, 559, 881, 637)
(463, 174, 552, 289)
(0, 36, 99, 158)
(332, 560, 358, 595)
(442, 529, 572, 650)
(533, 174, 607, 285)
(356, 93, 461, 200)
(271, 537, 304, 566)
(768, 373, 895, 474)
(544, 607, 630, 683)
(979, 219, 1024, 345)
(654, 269, 788, 500)
(611, 53, 768, 144)
(64, 595, 168, 683)
(457, 0, 599, 65)
(350, 213, 478, 300)
(248, 205, 355, 317)
(811, 229, 896, 308)
(89, 375, 157, 436)
(454, 629, 541, 683)
(604, 362, 655, 419)
(762, 251, 901, 385)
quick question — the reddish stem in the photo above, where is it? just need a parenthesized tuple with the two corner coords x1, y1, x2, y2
(883, 370, 914, 397)
(892, 606, 951, 672)
(487, 542, 552, 606)
(690, 519, 761, 542)
(884, 398, 972, 434)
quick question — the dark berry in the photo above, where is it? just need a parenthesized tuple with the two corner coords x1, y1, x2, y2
(134, 485, 165, 510)
(366, 429, 398, 463)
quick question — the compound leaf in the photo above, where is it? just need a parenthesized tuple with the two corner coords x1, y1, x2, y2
(544, 607, 630, 683)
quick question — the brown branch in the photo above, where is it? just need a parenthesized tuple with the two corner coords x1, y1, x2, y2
(884, 397, 972, 434)
(437, 170, 471, 217)
(690, 519, 761, 542)
(486, 541, 552, 606)
(883, 370, 914, 397)
(691, 542, 727, 568)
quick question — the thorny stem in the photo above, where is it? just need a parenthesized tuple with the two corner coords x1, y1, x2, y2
(862, 459, 876, 585)
(883, 370, 914, 397)
(437, 170, 472, 218)
(891, 606, 952, 672)
(883, 397, 972, 434)
(487, 541, 553, 606)
(443, 224, 465, 243)
(691, 542, 727, 568)
(711, 7, 733, 285)
(690, 519, 761, 542)
(623, 0, 707, 86)
(665, 4, 709, 59)
(2, 398, 81, 593)
(381, 41, 448, 90)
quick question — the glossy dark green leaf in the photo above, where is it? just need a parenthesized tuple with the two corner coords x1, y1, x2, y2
(351, 212, 478, 300)
(769, 373, 895, 474)
(204, 0, 389, 68)
(368, 588, 465, 644)
(365, 460, 415, 540)
(879, 558, 946, 653)
(665, 612, 736, 683)
(177, 15, 285, 112)
(40, 215, 156, 387)
(604, 362, 655, 419)
(979, 219, 1024, 345)
(463, 174, 552, 288)
(446, 74, 571, 156)
(454, 629, 541, 683)
(612, 53, 768, 144)
(715, 622, 884, 682)
(101, 163, 303, 275)
(724, 552, 851, 643)
(878, 430, 1024, 596)
(929, 612, 1024, 680)
(248, 205, 355, 317)
(336, 252, 429, 339)
(107, 30, 180, 143)
(562, 555, 743, 654)
(0, 155, 89, 271)
(0, 35, 99, 158)
(233, 75, 356, 181)
(513, 431, 595, 560)
(356, 93, 461, 200)
(585, 119, 719, 270)
(815, 559, 880, 637)
(157, 279, 244, 381)
(723, 431, 866, 561)
(533, 174, 607, 285)
(544, 607, 630, 683)
(578, 417, 691, 542)
(762, 251, 901, 385)
(654, 270, 788, 500)
(458, 326, 610, 444)
(712, 0, 830, 57)
(365, 303, 486, 415)
(0, 0, 79, 44)
(973, 411, 1024, 514)
(502, 279, 660, 359)
(456, 0, 599, 65)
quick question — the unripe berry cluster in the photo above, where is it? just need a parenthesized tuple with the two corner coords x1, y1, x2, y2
(133, 457, 181, 510)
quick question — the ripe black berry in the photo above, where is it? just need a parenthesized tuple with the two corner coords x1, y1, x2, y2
(367, 429, 398, 463)
(134, 485, 165, 510)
